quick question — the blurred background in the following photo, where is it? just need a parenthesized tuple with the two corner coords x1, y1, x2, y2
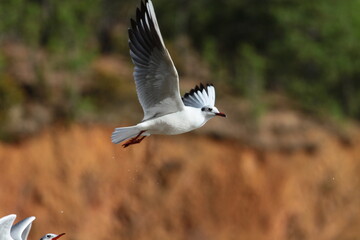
(0, 0, 360, 239)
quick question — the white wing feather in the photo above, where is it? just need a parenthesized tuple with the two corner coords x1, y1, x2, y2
(11, 216, 35, 240)
(0, 214, 16, 240)
(128, 0, 184, 121)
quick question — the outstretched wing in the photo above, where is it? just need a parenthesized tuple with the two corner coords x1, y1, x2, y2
(11, 216, 36, 240)
(0, 214, 16, 240)
(129, 0, 184, 121)
(182, 83, 216, 108)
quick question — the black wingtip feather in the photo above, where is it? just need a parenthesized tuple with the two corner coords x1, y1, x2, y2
(200, 83, 208, 93)
(183, 83, 213, 98)
(182, 83, 216, 108)
(128, 0, 164, 63)
(136, 8, 141, 23)
(141, 0, 146, 9)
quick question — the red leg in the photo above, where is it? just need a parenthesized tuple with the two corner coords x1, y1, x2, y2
(123, 136, 147, 148)
(122, 131, 146, 148)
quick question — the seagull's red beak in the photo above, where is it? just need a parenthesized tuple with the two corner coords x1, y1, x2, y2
(215, 112, 226, 117)
(52, 233, 66, 240)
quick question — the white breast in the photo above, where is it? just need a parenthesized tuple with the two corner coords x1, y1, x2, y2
(137, 107, 206, 135)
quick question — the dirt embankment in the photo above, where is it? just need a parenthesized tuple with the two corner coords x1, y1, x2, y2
(0, 123, 360, 240)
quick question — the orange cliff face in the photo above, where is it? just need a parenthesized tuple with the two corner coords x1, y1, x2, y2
(0, 124, 360, 240)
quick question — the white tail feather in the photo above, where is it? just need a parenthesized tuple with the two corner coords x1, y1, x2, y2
(111, 126, 140, 144)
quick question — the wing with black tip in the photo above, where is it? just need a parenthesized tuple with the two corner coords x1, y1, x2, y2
(182, 83, 216, 108)
(129, 0, 184, 120)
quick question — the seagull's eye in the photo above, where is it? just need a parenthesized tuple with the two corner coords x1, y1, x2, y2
(46, 235, 51, 238)
(208, 108, 213, 111)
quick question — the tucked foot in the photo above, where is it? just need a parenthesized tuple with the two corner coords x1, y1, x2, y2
(122, 131, 146, 148)
(123, 136, 146, 148)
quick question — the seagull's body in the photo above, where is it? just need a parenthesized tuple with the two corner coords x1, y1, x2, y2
(112, 0, 226, 147)
(0, 214, 65, 240)
(137, 107, 208, 135)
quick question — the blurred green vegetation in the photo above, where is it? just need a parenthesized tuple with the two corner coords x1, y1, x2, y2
(0, 0, 360, 139)
(156, 0, 360, 118)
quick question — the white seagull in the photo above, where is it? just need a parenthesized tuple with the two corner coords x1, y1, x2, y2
(111, 0, 226, 147)
(0, 214, 65, 240)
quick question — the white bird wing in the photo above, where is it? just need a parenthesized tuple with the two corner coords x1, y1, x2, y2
(0, 214, 17, 240)
(182, 84, 216, 108)
(10, 216, 36, 240)
(129, 0, 184, 121)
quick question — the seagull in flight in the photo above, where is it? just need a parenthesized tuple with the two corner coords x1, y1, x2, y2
(111, 0, 226, 148)
(0, 214, 65, 240)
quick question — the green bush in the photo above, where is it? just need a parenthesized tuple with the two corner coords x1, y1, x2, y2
(1, 0, 360, 120)
(0, 74, 24, 122)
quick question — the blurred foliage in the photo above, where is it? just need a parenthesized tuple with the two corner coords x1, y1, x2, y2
(0, 74, 24, 121)
(0, 0, 100, 53)
(156, 0, 360, 118)
(269, 0, 360, 118)
(0, 0, 360, 139)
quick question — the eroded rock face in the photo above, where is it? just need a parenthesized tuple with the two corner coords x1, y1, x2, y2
(0, 125, 359, 240)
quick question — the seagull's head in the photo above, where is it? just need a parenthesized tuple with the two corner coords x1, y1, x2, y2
(201, 106, 226, 119)
(39, 233, 66, 240)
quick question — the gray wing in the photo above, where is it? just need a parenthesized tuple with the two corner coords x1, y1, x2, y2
(182, 83, 216, 108)
(129, 0, 184, 121)
(0, 214, 16, 240)
(10, 216, 35, 240)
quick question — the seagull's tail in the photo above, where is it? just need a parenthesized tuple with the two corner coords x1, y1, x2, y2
(111, 126, 141, 144)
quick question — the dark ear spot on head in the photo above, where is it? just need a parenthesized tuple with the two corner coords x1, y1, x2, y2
(201, 107, 205, 111)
